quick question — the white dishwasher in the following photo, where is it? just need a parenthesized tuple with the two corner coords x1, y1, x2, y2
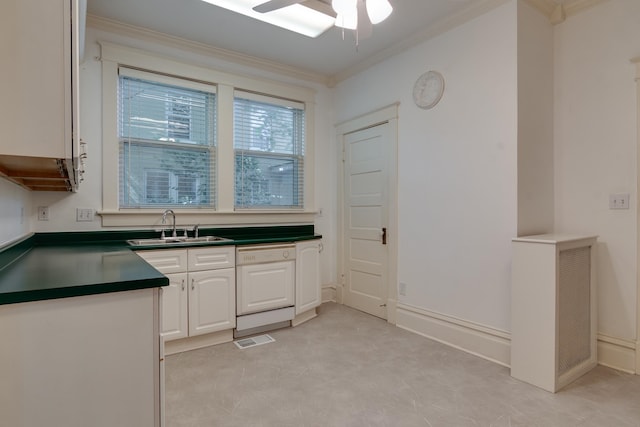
(235, 243, 296, 337)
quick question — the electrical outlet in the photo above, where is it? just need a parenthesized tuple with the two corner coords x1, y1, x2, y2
(399, 282, 407, 296)
(76, 208, 93, 222)
(609, 193, 630, 210)
(37, 206, 49, 221)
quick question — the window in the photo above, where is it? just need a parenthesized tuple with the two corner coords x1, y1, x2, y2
(118, 68, 216, 208)
(101, 42, 317, 225)
(234, 92, 305, 209)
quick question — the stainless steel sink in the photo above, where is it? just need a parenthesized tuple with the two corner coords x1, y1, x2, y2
(127, 236, 230, 247)
(186, 236, 229, 243)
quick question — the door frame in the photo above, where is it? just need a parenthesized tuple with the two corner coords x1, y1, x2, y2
(633, 57, 640, 375)
(336, 103, 399, 324)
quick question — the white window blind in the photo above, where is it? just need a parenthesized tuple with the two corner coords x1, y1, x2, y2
(118, 68, 216, 208)
(233, 91, 305, 209)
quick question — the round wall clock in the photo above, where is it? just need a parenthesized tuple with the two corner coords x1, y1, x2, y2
(412, 70, 445, 109)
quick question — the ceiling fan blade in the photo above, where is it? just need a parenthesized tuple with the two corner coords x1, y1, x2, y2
(356, 0, 373, 39)
(252, 0, 302, 13)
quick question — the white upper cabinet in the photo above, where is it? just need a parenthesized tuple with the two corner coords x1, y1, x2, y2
(0, 0, 83, 191)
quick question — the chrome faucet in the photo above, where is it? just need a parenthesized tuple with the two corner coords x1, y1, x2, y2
(193, 224, 199, 238)
(161, 209, 177, 239)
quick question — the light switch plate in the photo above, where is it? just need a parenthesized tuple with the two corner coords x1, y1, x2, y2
(76, 208, 93, 221)
(37, 206, 49, 221)
(609, 193, 630, 210)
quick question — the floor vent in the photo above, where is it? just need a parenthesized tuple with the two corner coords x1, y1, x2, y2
(234, 334, 275, 349)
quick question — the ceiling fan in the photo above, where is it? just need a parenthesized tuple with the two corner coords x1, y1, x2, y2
(253, 0, 393, 40)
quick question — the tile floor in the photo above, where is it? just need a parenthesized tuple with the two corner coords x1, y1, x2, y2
(165, 302, 640, 426)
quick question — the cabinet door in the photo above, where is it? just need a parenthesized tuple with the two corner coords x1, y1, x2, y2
(295, 240, 321, 315)
(188, 268, 236, 336)
(161, 272, 188, 342)
(0, 0, 72, 159)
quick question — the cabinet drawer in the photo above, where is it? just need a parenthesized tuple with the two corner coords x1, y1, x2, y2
(137, 249, 188, 274)
(188, 246, 235, 272)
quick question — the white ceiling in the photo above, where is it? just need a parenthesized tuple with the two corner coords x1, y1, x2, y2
(86, 0, 487, 79)
(86, 0, 580, 83)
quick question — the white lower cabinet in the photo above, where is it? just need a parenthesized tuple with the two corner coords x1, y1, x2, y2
(189, 268, 235, 335)
(162, 272, 188, 341)
(137, 246, 235, 344)
(295, 240, 322, 315)
(0, 289, 161, 427)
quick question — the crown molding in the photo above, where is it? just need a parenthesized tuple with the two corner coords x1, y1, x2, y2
(523, 0, 612, 23)
(86, 14, 331, 87)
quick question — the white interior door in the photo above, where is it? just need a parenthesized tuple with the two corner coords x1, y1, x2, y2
(343, 123, 391, 319)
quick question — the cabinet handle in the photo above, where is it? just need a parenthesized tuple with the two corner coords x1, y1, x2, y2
(382, 227, 387, 245)
(181, 279, 185, 291)
(191, 278, 195, 291)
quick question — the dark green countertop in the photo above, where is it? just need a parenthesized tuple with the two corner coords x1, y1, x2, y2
(0, 225, 321, 306)
(0, 243, 168, 305)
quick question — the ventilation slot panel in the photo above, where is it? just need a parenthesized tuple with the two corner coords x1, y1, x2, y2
(234, 334, 275, 349)
(557, 246, 591, 376)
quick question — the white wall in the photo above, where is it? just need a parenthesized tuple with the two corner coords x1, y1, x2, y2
(0, 178, 31, 246)
(335, 1, 518, 332)
(554, 0, 640, 341)
(517, 0, 554, 236)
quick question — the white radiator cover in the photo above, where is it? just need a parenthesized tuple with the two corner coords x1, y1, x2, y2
(511, 234, 598, 393)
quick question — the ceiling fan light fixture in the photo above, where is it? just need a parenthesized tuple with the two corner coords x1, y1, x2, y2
(366, 0, 392, 25)
(331, 0, 356, 15)
(334, 8, 358, 30)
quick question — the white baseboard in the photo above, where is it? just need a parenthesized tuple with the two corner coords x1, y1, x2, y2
(396, 303, 511, 367)
(321, 284, 337, 303)
(164, 329, 233, 355)
(292, 308, 317, 327)
(395, 303, 638, 375)
(597, 334, 637, 374)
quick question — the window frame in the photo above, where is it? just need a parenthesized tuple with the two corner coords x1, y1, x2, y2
(117, 68, 217, 209)
(233, 91, 306, 210)
(99, 42, 316, 227)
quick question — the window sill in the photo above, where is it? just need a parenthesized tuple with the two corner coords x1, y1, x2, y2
(97, 209, 317, 227)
